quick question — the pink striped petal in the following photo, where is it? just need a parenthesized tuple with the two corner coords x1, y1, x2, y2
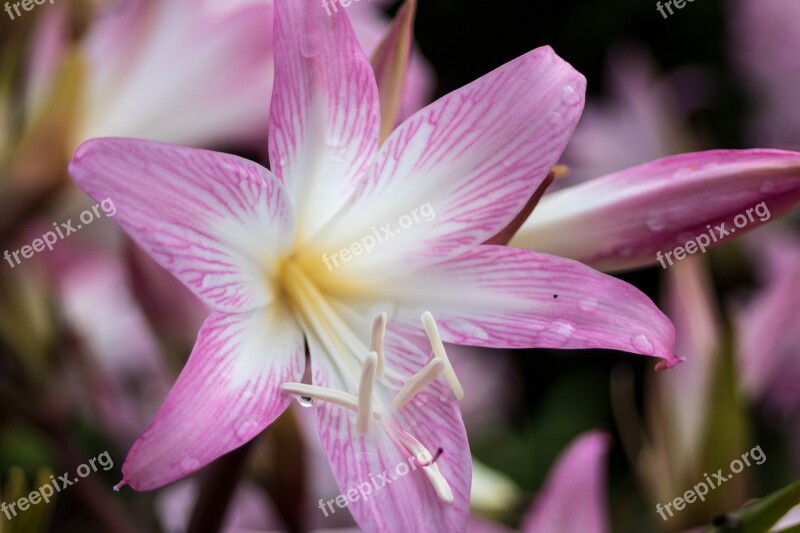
(512, 149, 800, 272)
(336, 245, 678, 366)
(69, 137, 294, 313)
(314, 46, 585, 262)
(119, 307, 305, 490)
(308, 327, 470, 532)
(268, 0, 380, 241)
(522, 431, 611, 533)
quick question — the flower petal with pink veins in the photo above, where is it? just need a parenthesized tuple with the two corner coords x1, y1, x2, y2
(522, 431, 611, 533)
(69, 138, 294, 314)
(269, 0, 380, 242)
(119, 307, 305, 490)
(326, 246, 678, 366)
(313, 46, 585, 264)
(307, 327, 471, 533)
(512, 149, 800, 272)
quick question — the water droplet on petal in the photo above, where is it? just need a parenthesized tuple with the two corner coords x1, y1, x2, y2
(300, 34, 320, 57)
(549, 111, 563, 126)
(298, 396, 313, 408)
(631, 333, 655, 355)
(759, 180, 776, 194)
(235, 418, 259, 440)
(675, 167, 693, 179)
(646, 213, 666, 232)
(545, 320, 574, 347)
(578, 297, 598, 311)
(180, 457, 200, 474)
(561, 85, 581, 105)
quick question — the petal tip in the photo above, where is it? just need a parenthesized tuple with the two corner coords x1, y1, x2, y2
(654, 356, 686, 372)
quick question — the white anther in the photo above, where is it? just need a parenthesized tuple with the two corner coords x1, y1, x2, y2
(420, 311, 464, 400)
(392, 358, 445, 409)
(370, 312, 387, 379)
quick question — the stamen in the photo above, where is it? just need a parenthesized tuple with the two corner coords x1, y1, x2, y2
(282, 382, 385, 420)
(357, 352, 378, 436)
(420, 312, 464, 400)
(370, 312, 387, 379)
(392, 358, 444, 409)
(397, 430, 453, 503)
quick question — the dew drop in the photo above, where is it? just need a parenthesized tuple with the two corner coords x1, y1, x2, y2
(234, 418, 259, 440)
(300, 34, 320, 57)
(561, 85, 581, 106)
(545, 320, 574, 347)
(180, 457, 200, 474)
(630, 333, 655, 355)
(298, 396, 314, 408)
(548, 111, 563, 126)
(759, 180, 776, 194)
(579, 297, 598, 311)
(675, 167, 693, 178)
(646, 213, 666, 232)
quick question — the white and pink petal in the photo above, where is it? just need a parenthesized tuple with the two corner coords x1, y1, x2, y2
(118, 307, 305, 490)
(312, 46, 585, 267)
(323, 245, 679, 367)
(69, 137, 294, 313)
(512, 149, 800, 272)
(269, 0, 380, 242)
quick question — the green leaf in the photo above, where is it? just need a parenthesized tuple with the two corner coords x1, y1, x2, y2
(707, 479, 800, 533)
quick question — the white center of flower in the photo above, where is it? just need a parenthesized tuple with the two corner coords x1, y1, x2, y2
(278, 265, 463, 504)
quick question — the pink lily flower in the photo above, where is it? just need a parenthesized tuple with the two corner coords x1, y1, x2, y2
(69, 0, 678, 530)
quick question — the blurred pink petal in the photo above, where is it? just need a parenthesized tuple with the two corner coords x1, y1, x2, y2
(522, 431, 611, 533)
(73, 0, 432, 149)
(731, 0, 800, 149)
(736, 231, 800, 417)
